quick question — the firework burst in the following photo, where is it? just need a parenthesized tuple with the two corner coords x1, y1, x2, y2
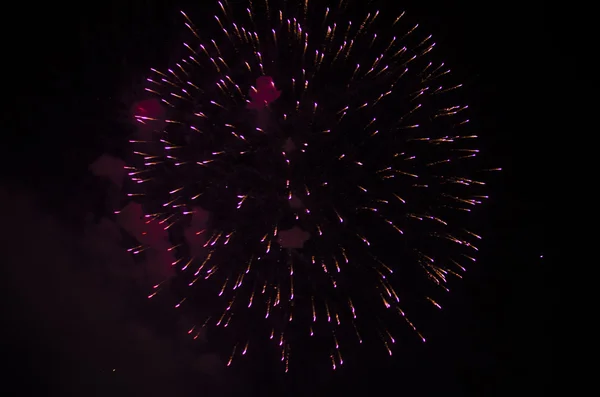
(126, 0, 498, 371)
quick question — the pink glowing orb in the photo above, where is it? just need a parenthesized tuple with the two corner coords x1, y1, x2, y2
(247, 76, 281, 110)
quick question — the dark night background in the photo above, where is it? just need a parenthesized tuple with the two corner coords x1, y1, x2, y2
(2, 0, 549, 395)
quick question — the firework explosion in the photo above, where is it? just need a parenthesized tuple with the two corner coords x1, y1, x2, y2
(126, 0, 497, 371)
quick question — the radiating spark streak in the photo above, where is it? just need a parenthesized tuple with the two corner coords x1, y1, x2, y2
(226, 344, 237, 366)
(426, 297, 442, 309)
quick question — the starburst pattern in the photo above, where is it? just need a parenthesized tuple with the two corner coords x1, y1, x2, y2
(125, 0, 498, 371)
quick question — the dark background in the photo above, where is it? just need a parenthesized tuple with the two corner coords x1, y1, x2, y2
(2, 0, 549, 395)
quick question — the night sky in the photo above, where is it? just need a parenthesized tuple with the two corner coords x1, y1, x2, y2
(2, 1, 549, 396)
